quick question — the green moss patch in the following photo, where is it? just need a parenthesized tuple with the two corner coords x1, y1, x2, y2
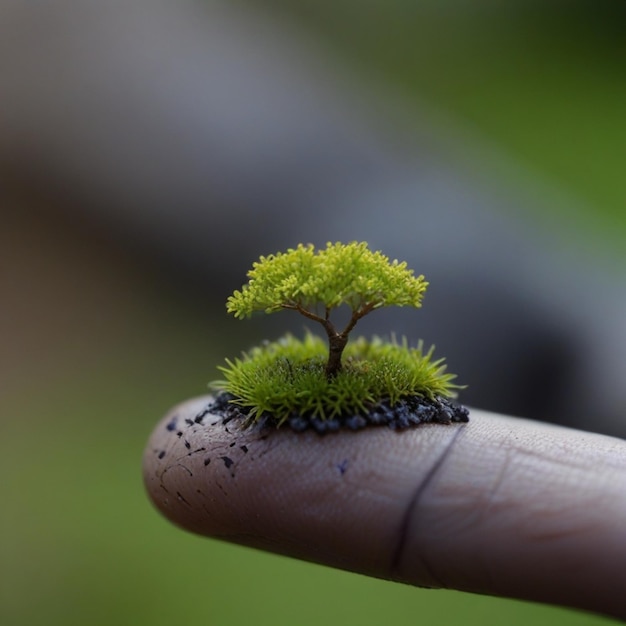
(211, 332, 464, 427)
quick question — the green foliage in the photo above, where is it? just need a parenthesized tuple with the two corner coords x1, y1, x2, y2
(212, 333, 460, 425)
(219, 241, 461, 422)
(226, 241, 428, 318)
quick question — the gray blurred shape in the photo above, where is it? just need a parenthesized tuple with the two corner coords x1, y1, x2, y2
(1, 0, 624, 436)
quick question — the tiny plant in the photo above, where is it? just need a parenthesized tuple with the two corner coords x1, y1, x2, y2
(226, 242, 428, 378)
(212, 242, 468, 431)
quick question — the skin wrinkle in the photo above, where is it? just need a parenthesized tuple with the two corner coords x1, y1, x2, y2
(415, 445, 515, 594)
(457, 442, 594, 539)
(510, 442, 615, 475)
(498, 447, 620, 544)
(459, 446, 513, 537)
(389, 424, 466, 583)
(483, 447, 511, 512)
(414, 431, 517, 544)
(160, 462, 193, 487)
(438, 444, 594, 595)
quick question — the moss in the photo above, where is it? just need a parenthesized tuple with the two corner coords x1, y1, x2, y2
(212, 332, 462, 427)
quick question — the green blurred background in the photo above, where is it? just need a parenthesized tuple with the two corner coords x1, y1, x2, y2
(2, 1, 623, 625)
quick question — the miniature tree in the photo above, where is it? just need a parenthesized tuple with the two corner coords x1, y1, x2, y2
(227, 241, 428, 379)
(213, 241, 467, 430)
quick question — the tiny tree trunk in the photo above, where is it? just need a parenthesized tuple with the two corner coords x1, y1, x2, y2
(291, 304, 365, 379)
(325, 332, 348, 379)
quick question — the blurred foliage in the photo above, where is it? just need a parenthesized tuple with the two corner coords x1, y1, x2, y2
(262, 0, 626, 243)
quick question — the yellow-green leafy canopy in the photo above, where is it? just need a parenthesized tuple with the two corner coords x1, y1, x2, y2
(227, 241, 428, 318)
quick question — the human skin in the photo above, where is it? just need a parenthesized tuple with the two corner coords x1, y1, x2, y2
(143, 396, 626, 621)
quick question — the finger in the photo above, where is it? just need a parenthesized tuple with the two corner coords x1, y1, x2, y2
(143, 396, 626, 620)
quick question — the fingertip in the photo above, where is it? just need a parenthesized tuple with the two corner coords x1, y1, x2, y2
(142, 395, 461, 577)
(142, 395, 239, 535)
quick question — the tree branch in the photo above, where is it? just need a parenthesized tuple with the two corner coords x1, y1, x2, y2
(341, 302, 377, 337)
(282, 301, 375, 379)
(282, 303, 338, 336)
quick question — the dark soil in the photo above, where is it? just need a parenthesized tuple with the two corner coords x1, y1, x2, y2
(196, 392, 469, 435)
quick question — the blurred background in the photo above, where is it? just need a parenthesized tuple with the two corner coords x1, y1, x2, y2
(2, 1, 625, 624)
